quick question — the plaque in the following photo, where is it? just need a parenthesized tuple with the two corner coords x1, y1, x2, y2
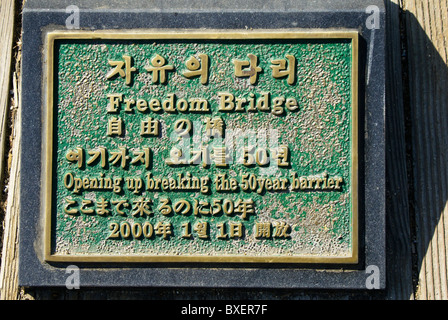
(20, 0, 385, 289)
(44, 31, 358, 263)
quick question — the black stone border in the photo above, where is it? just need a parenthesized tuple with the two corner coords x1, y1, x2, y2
(19, 0, 386, 289)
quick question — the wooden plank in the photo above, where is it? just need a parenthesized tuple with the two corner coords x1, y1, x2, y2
(384, 0, 414, 300)
(0, 0, 17, 301)
(403, 0, 448, 300)
(0, 71, 20, 300)
(0, 0, 15, 184)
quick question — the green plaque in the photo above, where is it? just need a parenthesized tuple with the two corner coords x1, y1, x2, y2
(44, 30, 358, 263)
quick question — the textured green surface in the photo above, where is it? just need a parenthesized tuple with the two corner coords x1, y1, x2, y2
(52, 38, 353, 259)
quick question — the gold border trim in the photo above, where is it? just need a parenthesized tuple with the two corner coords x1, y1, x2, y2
(44, 30, 359, 264)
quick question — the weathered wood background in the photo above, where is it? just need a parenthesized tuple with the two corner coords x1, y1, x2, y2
(0, 0, 447, 300)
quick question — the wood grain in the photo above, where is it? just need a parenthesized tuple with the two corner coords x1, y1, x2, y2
(0, 71, 20, 300)
(403, 0, 448, 300)
(0, 0, 14, 184)
(385, 0, 414, 300)
(0, 0, 17, 301)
